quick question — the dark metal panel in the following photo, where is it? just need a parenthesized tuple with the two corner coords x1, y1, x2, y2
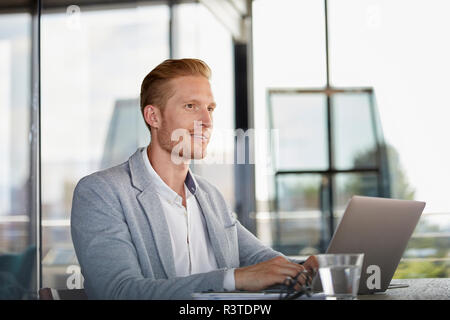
(0, 0, 195, 13)
(269, 87, 373, 95)
(43, 0, 161, 6)
(233, 41, 256, 234)
(324, 0, 334, 238)
(168, 0, 174, 58)
(29, 0, 42, 294)
(326, 95, 334, 235)
(275, 168, 380, 175)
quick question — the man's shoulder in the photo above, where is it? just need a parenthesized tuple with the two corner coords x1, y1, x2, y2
(75, 160, 131, 191)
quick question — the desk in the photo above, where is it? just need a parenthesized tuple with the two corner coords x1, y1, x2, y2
(193, 279, 449, 300)
(357, 278, 450, 300)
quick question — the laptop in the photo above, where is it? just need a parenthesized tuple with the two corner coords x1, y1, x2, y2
(312, 195, 426, 295)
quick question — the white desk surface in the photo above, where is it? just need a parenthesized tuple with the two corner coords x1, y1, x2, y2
(192, 278, 449, 300)
(357, 278, 450, 300)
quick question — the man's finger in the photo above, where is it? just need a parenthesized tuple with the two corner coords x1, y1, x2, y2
(304, 256, 319, 271)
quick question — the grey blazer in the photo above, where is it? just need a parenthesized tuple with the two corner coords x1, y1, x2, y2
(71, 148, 287, 299)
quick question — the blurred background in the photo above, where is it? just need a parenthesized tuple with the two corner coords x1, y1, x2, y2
(0, 0, 449, 297)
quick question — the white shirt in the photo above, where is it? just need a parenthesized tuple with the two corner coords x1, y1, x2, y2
(142, 149, 235, 290)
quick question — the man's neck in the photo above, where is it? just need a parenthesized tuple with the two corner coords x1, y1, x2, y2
(146, 142, 189, 200)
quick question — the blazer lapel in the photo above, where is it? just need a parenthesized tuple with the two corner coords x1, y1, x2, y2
(195, 189, 228, 269)
(129, 148, 176, 279)
(137, 189, 177, 278)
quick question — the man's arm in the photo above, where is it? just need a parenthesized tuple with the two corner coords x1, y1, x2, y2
(71, 174, 227, 299)
(233, 217, 317, 291)
(235, 219, 284, 266)
(227, 221, 305, 290)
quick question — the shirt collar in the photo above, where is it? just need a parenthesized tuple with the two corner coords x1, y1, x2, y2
(141, 148, 198, 204)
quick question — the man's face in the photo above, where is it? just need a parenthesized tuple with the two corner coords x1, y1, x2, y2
(156, 75, 215, 161)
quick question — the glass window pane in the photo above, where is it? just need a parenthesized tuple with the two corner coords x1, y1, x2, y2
(253, 0, 327, 88)
(272, 174, 328, 255)
(333, 173, 379, 225)
(101, 98, 148, 169)
(0, 13, 31, 254)
(332, 92, 377, 170)
(270, 93, 328, 171)
(41, 4, 169, 289)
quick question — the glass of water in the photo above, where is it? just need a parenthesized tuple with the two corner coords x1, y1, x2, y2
(316, 253, 364, 300)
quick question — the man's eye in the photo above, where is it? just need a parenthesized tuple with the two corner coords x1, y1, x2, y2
(185, 104, 194, 109)
(208, 107, 215, 112)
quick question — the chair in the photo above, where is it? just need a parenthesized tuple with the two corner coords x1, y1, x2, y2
(39, 288, 88, 300)
(0, 246, 36, 299)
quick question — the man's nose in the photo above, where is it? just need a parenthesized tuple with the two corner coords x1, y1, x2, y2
(199, 106, 213, 128)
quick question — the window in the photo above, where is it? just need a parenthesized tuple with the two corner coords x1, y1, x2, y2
(270, 93, 328, 171)
(254, 0, 450, 278)
(0, 13, 32, 254)
(266, 88, 388, 255)
(332, 93, 378, 170)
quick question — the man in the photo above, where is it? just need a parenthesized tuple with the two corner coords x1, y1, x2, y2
(71, 58, 318, 299)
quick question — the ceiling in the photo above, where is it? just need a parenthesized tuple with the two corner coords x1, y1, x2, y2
(0, 0, 251, 42)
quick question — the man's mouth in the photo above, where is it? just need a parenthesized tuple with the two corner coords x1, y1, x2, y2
(191, 134, 208, 141)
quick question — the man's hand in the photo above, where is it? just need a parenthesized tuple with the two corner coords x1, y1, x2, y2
(302, 255, 319, 277)
(234, 255, 318, 291)
(301, 255, 319, 284)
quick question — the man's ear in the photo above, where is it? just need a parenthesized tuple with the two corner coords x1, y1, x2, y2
(143, 105, 161, 129)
